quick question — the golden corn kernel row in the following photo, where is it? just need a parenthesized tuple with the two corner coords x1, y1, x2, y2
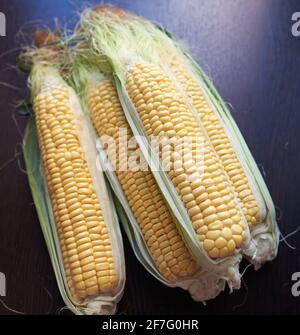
(170, 59, 264, 226)
(34, 85, 117, 301)
(126, 63, 248, 259)
(88, 80, 198, 282)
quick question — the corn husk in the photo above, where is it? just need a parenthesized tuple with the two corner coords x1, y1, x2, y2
(23, 64, 125, 314)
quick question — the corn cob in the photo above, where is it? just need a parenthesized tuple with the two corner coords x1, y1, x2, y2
(168, 58, 266, 227)
(29, 64, 124, 311)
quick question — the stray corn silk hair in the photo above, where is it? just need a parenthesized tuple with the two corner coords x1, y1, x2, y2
(79, 9, 250, 290)
(23, 62, 125, 314)
(68, 58, 226, 301)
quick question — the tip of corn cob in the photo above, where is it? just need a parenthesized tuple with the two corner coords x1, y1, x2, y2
(178, 272, 225, 303)
(243, 224, 280, 270)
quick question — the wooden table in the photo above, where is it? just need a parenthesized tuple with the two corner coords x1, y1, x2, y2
(0, 0, 299, 315)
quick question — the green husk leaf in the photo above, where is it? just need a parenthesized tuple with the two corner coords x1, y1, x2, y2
(23, 116, 83, 314)
(17, 99, 32, 116)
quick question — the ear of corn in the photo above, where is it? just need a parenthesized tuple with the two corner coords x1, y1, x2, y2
(23, 63, 125, 314)
(186, 57, 279, 267)
(169, 58, 266, 227)
(69, 62, 226, 302)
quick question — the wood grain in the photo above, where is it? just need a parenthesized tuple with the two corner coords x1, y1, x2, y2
(0, 0, 299, 315)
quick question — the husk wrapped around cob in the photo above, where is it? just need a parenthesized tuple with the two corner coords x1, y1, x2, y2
(21, 40, 126, 314)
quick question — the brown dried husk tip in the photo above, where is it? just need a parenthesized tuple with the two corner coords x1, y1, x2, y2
(76, 5, 131, 34)
(34, 28, 62, 49)
(19, 27, 65, 72)
(92, 5, 131, 19)
(86, 5, 149, 33)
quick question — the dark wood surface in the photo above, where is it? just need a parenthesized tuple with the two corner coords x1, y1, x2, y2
(0, 0, 299, 315)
